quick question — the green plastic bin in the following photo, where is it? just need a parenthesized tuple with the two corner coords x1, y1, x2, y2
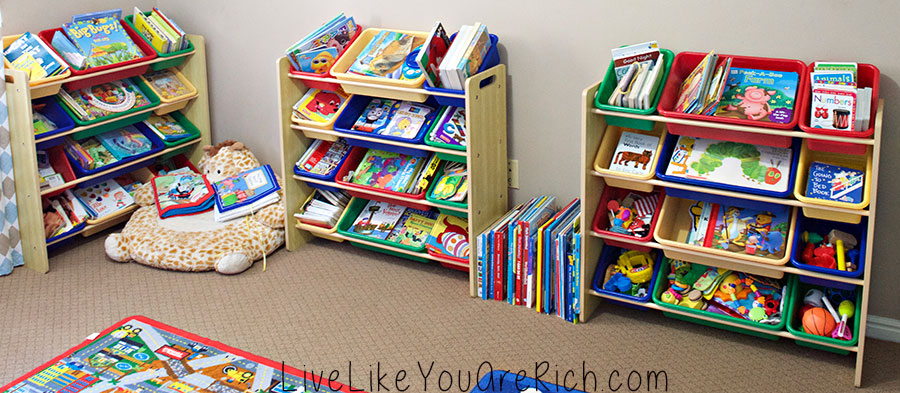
(349, 242, 430, 263)
(336, 197, 432, 259)
(424, 107, 467, 163)
(785, 276, 861, 355)
(124, 13, 194, 71)
(158, 111, 201, 148)
(594, 48, 674, 131)
(425, 160, 468, 218)
(57, 78, 161, 140)
(651, 258, 789, 340)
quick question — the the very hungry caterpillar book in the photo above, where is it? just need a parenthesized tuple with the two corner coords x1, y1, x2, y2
(664, 135, 793, 193)
(713, 68, 799, 124)
(686, 199, 791, 260)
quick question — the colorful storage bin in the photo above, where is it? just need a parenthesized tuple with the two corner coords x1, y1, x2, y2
(591, 186, 665, 251)
(333, 95, 440, 156)
(296, 194, 356, 242)
(2, 34, 71, 98)
(592, 122, 666, 192)
(792, 140, 871, 224)
(287, 25, 363, 92)
(798, 63, 879, 155)
(65, 122, 164, 178)
(294, 143, 356, 193)
(123, 12, 194, 71)
(785, 276, 861, 353)
(592, 245, 662, 307)
(139, 68, 198, 115)
(55, 77, 160, 136)
(33, 96, 76, 149)
(790, 215, 866, 290)
(657, 52, 808, 148)
(41, 145, 77, 197)
(593, 48, 674, 131)
(330, 28, 430, 102)
(336, 196, 432, 253)
(422, 32, 501, 107)
(333, 147, 431, 211)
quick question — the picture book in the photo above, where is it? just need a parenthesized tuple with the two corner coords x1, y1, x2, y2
(806, 161, 864, 204)
(713, 68, 800, 124)
(429, 106, 466, 147)
(285, 13, 357, 71)
(350, 150, 424, 193)
(296, 138, 350, 176)
(73, 179, 135, 218)
(430, 162, 468, 202)
(380, 101, 434, 139)
(348, 30, 424, 79)
(291, 88, 348, 123)
(426, 214, 471, 260)
(64, 137, 118, 170)
(143, 113, 191, 141)
(714, 203, 790, 259)
(608, 131, 659, 176)
(457, 23, 492, 82)
(295, 189, 350, 228)
(664, 135, 793, 193)
(95, 125, 153, 159)
(674, 51, 717, 114)
(57, 78, 151, 121)
(352, 98, 396, 133)
(416, 22, 452, 88)
(71, 9, 122, 23)
(62, 17, 143, 68)
(50, 30, 86, 70)
(44, 191, 91, 238)
(385, 208, 438, 247)
(152, 8, 189, 51)
(212, 164, 280, 213)
(152, 172, 215, 218)
(4, 32, 67, 79)
(142, 69, 192, 100)
(699, 57, 732, 115)
(348, 199, 406, 240)
(611, 41, 660, 82)
(809, 85, 856, 130)
(296, 46, 339, 74)
(32, 109, 58, 135)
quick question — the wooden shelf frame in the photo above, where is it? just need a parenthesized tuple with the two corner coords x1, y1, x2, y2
(580, 80, 883, 387)
(8, 34, 211, 274)
(278, 57, 508, 296)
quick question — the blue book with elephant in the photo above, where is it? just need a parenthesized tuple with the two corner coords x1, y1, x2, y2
(686, 199, 790, 260)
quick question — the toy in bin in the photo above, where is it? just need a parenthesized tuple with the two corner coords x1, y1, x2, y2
(800, 287, 856, 341)
(659, 260, 785, 324)
(602, 249, 654, 297)
(799, 229, 859, 272)
(606, 191, 658, 237)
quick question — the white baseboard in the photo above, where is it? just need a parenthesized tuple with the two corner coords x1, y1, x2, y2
(866, 315, 900, 343)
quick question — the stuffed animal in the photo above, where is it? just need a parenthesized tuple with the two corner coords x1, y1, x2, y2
(105, 141, 285, 274)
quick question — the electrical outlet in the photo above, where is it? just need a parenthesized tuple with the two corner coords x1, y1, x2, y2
(507, 159, 519, 189)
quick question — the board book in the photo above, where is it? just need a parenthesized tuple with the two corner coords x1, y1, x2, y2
(57, 78, 151, 121)
(291, 88, 348, 123)
(350, 150, 424, 193)
(385, 208, 438, 247)
(95, 125, 153, 160)
(713, 67, 799, 124)
(664, 135, 793, 193)
(152, 172, 215, 218)
(73, 179, 134, 218)
(143, 113, 191, 141)
(296, 139, 351, 176)
(426, 213, 470, 260)
(212, 164, 280, 217)
(380, 101, 435, 139)
(348, 30, 424, 79)
(416, 21, 451, 88)
(285, 13, 357, 72)
(4, 31, 67, 79)
(805, 161, 864, 204)
(429, 106, 466, 147)
(141, 69, 192, 100)
(674, 51, 717, 114)
(352, 98, 396, 133)
(348, 199, 407, 240)
(608, 131, 659, 176)
(685, 199, 790, 260)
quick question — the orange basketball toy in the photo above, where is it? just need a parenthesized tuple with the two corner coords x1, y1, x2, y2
(802, 307, 836, 336)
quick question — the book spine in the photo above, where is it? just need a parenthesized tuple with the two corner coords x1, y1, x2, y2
(494, 230, 504, 301)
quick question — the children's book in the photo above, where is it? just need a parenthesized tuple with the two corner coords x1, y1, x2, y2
(806, 161, 864, 204)
(285, 14, 357, 71)
(426, 214, 470, 260)
(699, 57, 732, 115)
(4, 32, 67, 79)
(415, 22, 451, 88)
(674, 51, 717, 114)
(63, 17, 142, 68)
(664, 135, 793, 193)
(133, 7, 171, 53)
(350, 150, 424, 193)
(57, 78, 151, 121)
(50, 30, 86, 70)
(430, 163, 468, 202)
(296, 139, 350, 176)
(113, 173, 144, 197)
(608, 131, 659, 176)
(152, 173, 215, 218)
(809, 85, 856, 130)
(686, 199, 790, 259)
(379, 101, 434, 139)
(611, 41, 660, 82)
(348, 200, 406, 240)
(95, 126, 153, 159)
(296, 46, 339, 74)
(142, 69, 192, 100)
(291, 88, 348, 123)
(456, 23, 492, 84)
(33, 109, 58, 135)
(295, 189, 350, 228)
(352, 98, 396, 133)
(713, 67, 799, 124)
(429, 106, 466, 147)
(348, 30, 424, 79)
(385, 208, 438, 247)
(71, 9, 122, 23)
(143, 113, 191, 141)
(73, 179, 134, 218)
(65, 137, 118, 170)
(212, 165, 281, 219)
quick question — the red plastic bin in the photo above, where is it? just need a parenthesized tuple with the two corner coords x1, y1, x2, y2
(287, 26, 363, 91)
(333, 147, 432, 211)
(591, 186, 665, 252)
(42, 145, 77, 198)
(38, 20, 158, 91)
(798, 63, 879, 155)
(657, 52, 808, 148)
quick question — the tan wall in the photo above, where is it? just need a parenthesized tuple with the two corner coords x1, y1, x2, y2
(6, 0, 899, 319)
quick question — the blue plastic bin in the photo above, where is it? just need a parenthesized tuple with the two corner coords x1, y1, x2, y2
(333, 95, 439, 157)
(655, 133, 800, 201)
(294, 144, 356, 193)
(790, 215, 866, 291)
(422, 33, 500, 107)
(67, 122, 164, 178)
(591, 245, 662, 309)
(33, 96, 76, 149)
(45, 221, 85, 246)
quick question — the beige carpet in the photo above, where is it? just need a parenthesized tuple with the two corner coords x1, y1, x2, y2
(2, 227, 899, 392)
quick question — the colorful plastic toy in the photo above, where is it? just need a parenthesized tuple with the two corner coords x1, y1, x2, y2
(615, 250, 654, 284)
(833, 300, 856, 341)
(802, 307, 836, 336)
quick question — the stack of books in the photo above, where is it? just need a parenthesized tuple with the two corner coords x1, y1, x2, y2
(416, 22, 493, 89)
(43, 190, 90, 238)
(295, 139, 351, 176)
(131, 7, 189, 54)
(64, 137, 118, 170)
(4, 32, 68, 80)
(212, 165, 281, 222)
(152, 171, 215, 218)
(32, 104, 58, 135)
(285, 13, 357, 74)
(808, 62, 871, 131)
(294, 189, 351, 228)
(607, 41, 666, 110)
(50, 9, 143, 70)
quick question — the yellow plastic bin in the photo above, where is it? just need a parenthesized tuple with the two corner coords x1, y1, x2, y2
(652, 196, 797, 279)
(592, 122, 667, 192)
(139, 68, 198, 115)
(295, 194, 356, 242)
(290, 91, 352, 132)
(330, 28, 429, 102)
(3, 34, 71, 99)
(792, 140, 872, 224)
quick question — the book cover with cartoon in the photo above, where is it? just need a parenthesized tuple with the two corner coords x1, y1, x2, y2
(806, 161, 864, 204)
(291, 88, 348, 123)
(430, 106, 467, 147)
(713, 68, 799, 124)
(608, 131, 659, 176)
(380, 101, 434, 139)
(352, 98, 396, 133)
(665, 135, 792, 193)
(711, 204, 791, 260)
(426, 214, 471, 259)
(349, 199, 406, 240)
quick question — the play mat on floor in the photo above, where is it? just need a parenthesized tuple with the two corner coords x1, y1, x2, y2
(1, 316, 357, 393)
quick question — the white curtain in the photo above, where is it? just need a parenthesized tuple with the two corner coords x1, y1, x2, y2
(0, 7, 23, 275)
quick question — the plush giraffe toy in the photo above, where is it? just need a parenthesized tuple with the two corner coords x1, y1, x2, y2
(105, 141, 285, 274)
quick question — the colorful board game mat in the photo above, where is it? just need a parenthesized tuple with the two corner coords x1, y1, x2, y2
(1, 316, 359, 393)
